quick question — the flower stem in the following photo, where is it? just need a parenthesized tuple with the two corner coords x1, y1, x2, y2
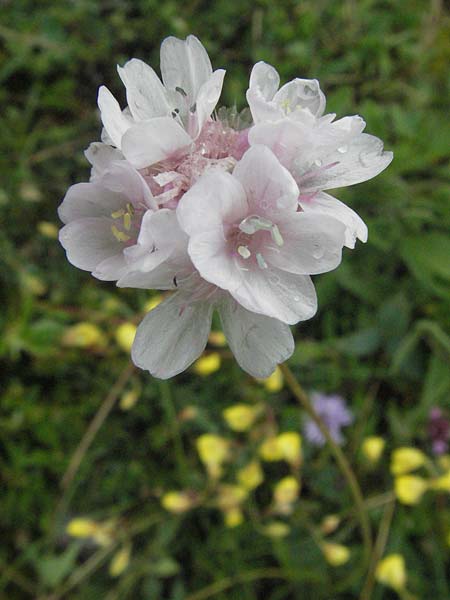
(279, 363, 373, 573)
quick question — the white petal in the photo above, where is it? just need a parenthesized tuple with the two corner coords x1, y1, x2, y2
(97, 86, 133, 148)
(84, 143, 124, 180)
(219, 298, 294, 378)
(160, 35, 213, 102)
(295, 132, 393, 192)
(59, 217, 122, 274)
(177, 170, 247, 235)
(193, 69, 226, 136)
(229, 267, 318, 325)
(117, 58, 172, 121)
(273, 78, 326, 117)
(246, 62, 282, 123)
(265, 212, 346, 274)
(131, 293, 213, 378)
(99, 160, 157, 210)
(93, 254, 129, 281)
(58, 182, 126, 224)
(299, 192, 367, 248)
(233, 145, 299, 217)
(121, 117, 192, 169)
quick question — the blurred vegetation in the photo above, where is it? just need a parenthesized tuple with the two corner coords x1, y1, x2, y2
(1, 0, 449, 598)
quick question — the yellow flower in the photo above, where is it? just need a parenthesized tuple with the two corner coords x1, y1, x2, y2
(37, 221, 59, 239)
(216, 484, 248, 510)
(115, 323, 137, 352)
(322, 542, 350, 567)
(143, 294, 163, 312)
(120, 389, 139, 411)
(321, 514, 341, 535)
(196, 434, 229, 477)
(222, 404, 260, 432)
(237, 461, 264, 491)
(390, 447, 426, 475)
(109, 545, 131, 577)
(208, 331, 227, 347)
(66, 517, 97, 538)
(361, 436, 385, 464)
(259, 437, 284, 462)
(224, 507, 244, 528)
(273, 477, 300, 507)
(193, 352, 221, 376)
(261, 366, 283, 392)
(262, 521, 290, 538)
(62, 322, 106, 348)
(276, 432, 302, 465)
(375, 554, 407, 590)
(394, 475, 428, 505)
(429, 470, 450, 492)
(161, 491, 195, 514)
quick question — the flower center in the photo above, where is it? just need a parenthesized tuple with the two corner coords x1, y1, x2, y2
(110, 203, 141, 244)
(233, 215, 284, 270)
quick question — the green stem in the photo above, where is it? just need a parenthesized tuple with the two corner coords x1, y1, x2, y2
(279, 363, 373, 572)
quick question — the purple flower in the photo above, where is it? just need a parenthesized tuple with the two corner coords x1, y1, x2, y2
(428, 407, 449, 455)
(304, 393, 354, 447)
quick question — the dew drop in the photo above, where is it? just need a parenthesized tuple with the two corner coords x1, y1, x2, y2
(314, 159, 322, 167)
(337, 145, 348, 154)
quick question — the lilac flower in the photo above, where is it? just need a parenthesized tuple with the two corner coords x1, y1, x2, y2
(304, 393, 354, 446)
(58, 35, 392, 380)
(428, 407, 450, 455)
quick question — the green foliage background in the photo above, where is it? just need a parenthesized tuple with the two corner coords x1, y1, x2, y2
(1, 0, 449, 598)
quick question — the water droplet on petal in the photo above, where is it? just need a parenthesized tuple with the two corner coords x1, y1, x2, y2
(314, 159, 322, 167)
(337, 145, 348, 154)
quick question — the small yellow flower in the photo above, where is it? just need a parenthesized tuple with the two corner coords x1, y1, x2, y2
(120, 389, 139, 411)
(375, 554, 407, 590)
(361, 436, 385, 464)
(321, 514, 341, 535)
(62, 322, 106, 349)
(273, 477, 300, 507)
(394, 475, 428, 505)
(37, 221, 59, 239)
(109, 545, 131, 577)
(261, 366, 283, 392)
(276, 432, 302, 465)
(259, 437, 284, 462)
(66, 518, 97, 538)
(161, 491, 195, 514)
(193, 352, 221, 376)
(115, 322, 137, 353)
(262, 521, 290, 538)
(216, 484, 248, 510)
(196, 434, 229, 477)
(237, 461, 264, 491)
(322, 542, 350, 567)
(224, 507, 244, 528)
(390, 447, 426, 475)
(208, 331, 227, 347)
(143, 294, 163, 313)
(429, 470, 450, 492)
(222, 404, 260, 432)
(91, 521, 115, 547)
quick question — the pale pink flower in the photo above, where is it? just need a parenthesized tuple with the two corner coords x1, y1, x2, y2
(247, 62, 393, 248)
(98, 35, 225, 169)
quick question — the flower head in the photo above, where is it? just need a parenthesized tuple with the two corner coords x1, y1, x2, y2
(304, 393, 353, 446)
(58, 35, 392, 380)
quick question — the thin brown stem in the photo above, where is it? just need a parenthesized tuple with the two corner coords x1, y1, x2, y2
(279, 363, 373, 572)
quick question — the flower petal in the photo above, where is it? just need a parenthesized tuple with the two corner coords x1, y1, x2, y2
(193, 69, 226, 136)
(177, 170, 247, 235)
(99, 160, 157, 210)
(84, 143, 124, 180)
(59, 217, 122, 275)
(58, 183, 126, 224)
(265, 212, 346, 274)
(233, 146, 299, 217)
(160, 35, 213, 103)
(299, 192, 367, 249)
(219, 298, 294, 378)
(131, 292, 213, 378)
(273, 78, 326, 118)
(121, 117, 192, 169)
(117, 58, 172, 121)
(97, 86, 133, 148)
(246, 62, 282, 123)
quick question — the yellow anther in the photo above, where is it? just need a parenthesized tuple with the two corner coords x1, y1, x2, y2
(111, 209, 125, 219)
(111, 225, 130, 243)
(123, 212, 132, 230)
(126, 202, 135, 215)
